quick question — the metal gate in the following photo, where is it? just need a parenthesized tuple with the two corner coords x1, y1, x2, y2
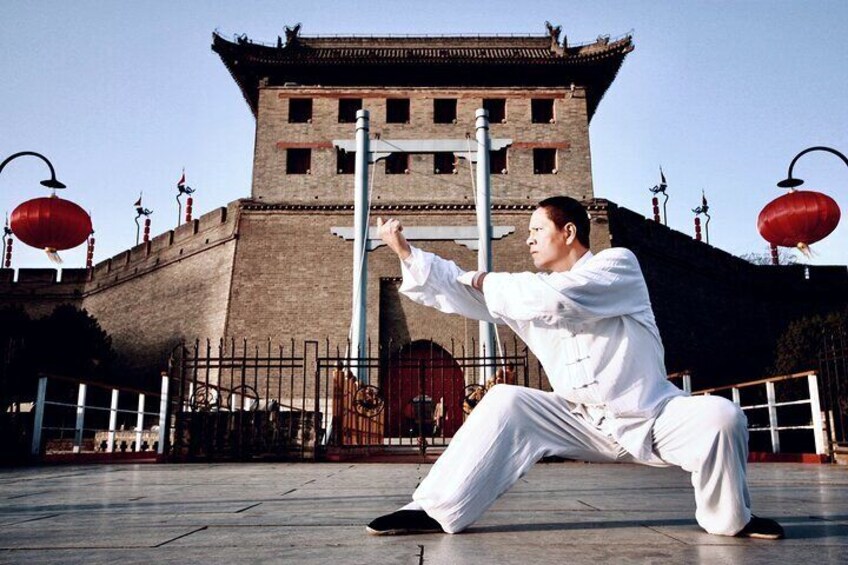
(321, 337, 529, 458)
(170, 339, 318, 461)
(169, 337, 528, 461)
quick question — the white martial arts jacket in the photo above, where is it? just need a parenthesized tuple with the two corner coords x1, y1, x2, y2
(399, 245, 686, 461)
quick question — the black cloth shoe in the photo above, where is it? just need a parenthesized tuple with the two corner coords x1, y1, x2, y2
(735, 515, 785, 540)
(366, 510, 444, 535)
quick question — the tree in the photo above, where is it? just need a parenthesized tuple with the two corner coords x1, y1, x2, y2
(0, 304, 116, 409)
(740, 245, 801, 266)
(772, 307, 848, 375)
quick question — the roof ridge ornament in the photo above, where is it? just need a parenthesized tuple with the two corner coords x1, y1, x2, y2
(284, 23, 302, 47)
(545, 21, 565, 49)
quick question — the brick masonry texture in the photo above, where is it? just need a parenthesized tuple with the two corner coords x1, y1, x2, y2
(0, 204, 240, 381)
(252, 86, 592, 205)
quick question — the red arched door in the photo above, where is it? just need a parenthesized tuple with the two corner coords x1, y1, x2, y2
(384, 341, 465, 438)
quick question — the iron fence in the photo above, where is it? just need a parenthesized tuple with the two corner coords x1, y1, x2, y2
(169, 338, 315, 461)
(168, 337, 529, 461)
(819, 328, 847, 448)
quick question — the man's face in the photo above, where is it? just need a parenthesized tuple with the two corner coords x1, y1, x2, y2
(526, 207, 574, 271)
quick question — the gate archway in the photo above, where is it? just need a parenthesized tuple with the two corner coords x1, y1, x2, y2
(384, 340, 465, 439)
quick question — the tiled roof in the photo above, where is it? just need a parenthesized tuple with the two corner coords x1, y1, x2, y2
(212, 29, 633, 120)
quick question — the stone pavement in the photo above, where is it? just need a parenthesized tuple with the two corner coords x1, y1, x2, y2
(0, 461, 846, 564)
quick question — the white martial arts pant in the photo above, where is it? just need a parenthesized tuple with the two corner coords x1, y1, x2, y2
(402, 385, 751, 536)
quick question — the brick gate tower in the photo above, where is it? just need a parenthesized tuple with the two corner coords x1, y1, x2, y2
(211, 23, 633, 352)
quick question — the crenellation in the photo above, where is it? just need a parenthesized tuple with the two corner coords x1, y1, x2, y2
(172, 221, 196, 243)
(148, 231, 172, 254)
(197, 206, 229, 231)
(60, 269, 90, 283)
(92, 259, 112, 279)
(128, 242, 149, 263)
(16, 269, 57, 283)
(112, 250, 131, 267)
(0, 269, 12, 284)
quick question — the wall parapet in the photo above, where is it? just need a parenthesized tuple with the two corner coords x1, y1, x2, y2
(0, 200, 242, 293)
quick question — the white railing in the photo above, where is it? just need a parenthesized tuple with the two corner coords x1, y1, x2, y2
(31, 374, 169, 457)
(693, 371, 826, 456)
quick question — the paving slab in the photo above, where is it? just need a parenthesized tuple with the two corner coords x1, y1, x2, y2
(0, 461, 845, 563)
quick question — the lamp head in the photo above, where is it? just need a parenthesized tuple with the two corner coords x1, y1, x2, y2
(777, 177, 804, 189)
(40, 178, 66, 189)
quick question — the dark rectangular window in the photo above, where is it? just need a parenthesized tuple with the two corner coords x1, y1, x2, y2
(531, 99, 555, 123)
(386, 98, 410, 123)
(288, 98, 312, 123)
(386, 152, 409, 175)
(533, 148, 557, 174)
(286, 148, 311, 174)
(433, 152, 455, 174)
(338, 98, 362, 123)
(337, 149, 355, 174)
(490, 148, 508, 174)
(483, 98, 506, 123)
(434, 98, 457, 123)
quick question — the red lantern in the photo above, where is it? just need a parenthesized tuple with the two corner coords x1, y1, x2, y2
(10, 195, 93, 263)
(757, 190, 840, 254)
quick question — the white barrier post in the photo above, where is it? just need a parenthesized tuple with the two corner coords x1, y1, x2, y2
(731, 387, 741, 406)
(73, 383, 87, 454)
(157, 373, 169, 455)
(136, 393, 146, 451)
(807, 373, 826, 456)
(31, 377, 47, 456)
(765, 381, 780, 453)
(107, 388, 119, 453)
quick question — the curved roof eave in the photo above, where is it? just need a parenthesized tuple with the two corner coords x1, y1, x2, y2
(211, 32, 633, 121)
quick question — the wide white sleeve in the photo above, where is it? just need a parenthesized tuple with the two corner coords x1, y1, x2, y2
(399, 246, 503, 324)
(482, 249, 649, 324)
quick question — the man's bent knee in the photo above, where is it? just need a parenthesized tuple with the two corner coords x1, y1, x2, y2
(702, 396, 747, 438)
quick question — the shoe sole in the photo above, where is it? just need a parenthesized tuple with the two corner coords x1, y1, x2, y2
(737, 532, 784, 540)
(365, 526, 442, 536)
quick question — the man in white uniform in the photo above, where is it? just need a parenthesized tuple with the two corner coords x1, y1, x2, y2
(366, 196, 784, 540)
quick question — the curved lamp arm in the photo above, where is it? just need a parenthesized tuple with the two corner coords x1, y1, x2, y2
(0, 151, 66, 189)
(778, 146, 848, 188)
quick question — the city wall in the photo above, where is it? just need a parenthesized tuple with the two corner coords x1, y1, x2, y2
(608, 202, 848, 385)
(0, 202, 242, 382)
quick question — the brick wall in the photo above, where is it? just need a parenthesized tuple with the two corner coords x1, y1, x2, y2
(0, 203, 241, 382)
(252, 86, 592, 205)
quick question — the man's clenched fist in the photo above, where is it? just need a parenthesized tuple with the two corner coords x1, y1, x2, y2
(376, 217, 412, 260)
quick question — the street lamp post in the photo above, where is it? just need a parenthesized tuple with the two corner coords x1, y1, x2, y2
(1, 151, 67, 265)
(0, 151, 67, 190)
(758, 146, 845, 256)
(0, 151, 93, 263)
(777, 146, 848, 189)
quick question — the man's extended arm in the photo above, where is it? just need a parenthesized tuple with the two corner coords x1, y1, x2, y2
(377, 217, 501, 324)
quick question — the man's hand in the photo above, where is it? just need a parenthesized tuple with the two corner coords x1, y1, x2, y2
(376, 217, 412, 260)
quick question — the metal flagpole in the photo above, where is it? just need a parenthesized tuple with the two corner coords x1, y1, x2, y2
(351, 109, 370, 380)
(475, 109, 496, 384)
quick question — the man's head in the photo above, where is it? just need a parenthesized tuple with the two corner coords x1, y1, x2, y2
(527, 196, 590, 272)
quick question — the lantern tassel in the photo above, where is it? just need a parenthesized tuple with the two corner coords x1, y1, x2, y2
(796, 242, 816, 258)
(45, 247, 63, 264)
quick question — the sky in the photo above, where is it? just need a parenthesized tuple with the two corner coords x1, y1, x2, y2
(2, 0, 847, 271)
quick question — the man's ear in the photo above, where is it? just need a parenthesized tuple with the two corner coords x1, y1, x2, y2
(563, 222, 578, 245)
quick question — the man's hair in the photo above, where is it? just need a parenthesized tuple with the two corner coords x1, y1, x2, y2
(537, 196, 590, 248)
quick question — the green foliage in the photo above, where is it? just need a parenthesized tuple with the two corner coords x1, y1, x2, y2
(772, 307, 848, 375)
